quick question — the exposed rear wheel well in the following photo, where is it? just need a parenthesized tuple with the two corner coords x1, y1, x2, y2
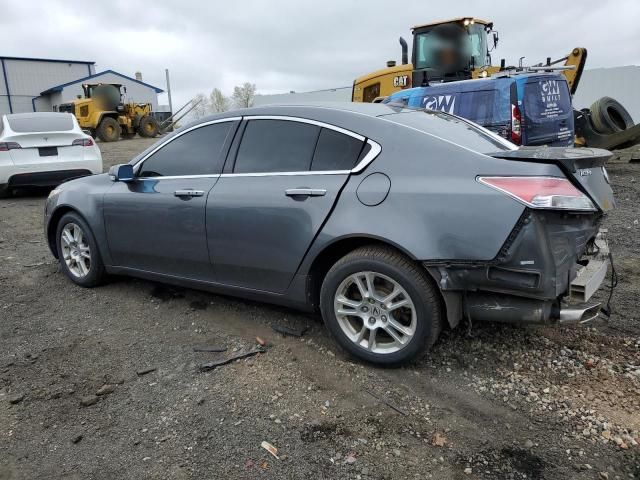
(307, 237, 441, 311)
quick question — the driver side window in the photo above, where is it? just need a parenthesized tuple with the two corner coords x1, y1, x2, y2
(138, 121, 233, 177)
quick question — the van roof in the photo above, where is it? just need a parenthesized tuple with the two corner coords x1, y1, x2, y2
(393, 72, 567, 96)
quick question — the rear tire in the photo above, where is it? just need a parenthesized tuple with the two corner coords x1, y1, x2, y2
(590, 97, 634, 134)
(320, 245, 443, 366)
(0, 185, 11, 199)
(56, 212, 106, 287)
(138, 115, 159, 138)
(96, 117, 121, 142)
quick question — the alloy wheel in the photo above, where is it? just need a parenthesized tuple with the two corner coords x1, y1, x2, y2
(333, 271, 417, 354)
(60, 223, 91, 278)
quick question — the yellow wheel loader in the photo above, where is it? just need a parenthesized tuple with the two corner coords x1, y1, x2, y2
(353, 17, 640, 149)
(58, 84, 159, 142)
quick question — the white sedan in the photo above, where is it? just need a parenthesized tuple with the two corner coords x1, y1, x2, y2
(0, 112, 102, 197)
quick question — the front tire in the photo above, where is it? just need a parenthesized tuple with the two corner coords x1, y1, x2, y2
(320, 245, 443, 366)
(97, 117, 121, 142)
(138, 115, 159, 138)
(56, 212, 105, 287)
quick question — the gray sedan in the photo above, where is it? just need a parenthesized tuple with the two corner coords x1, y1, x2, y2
(44, 103, 615, 365)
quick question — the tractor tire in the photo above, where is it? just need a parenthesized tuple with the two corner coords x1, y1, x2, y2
(589, 97, 634, 134)
(96, 117, 122, 142)
(138, 116, 159, 138)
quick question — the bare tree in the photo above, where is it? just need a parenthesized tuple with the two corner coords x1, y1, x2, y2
(232, 83, 256, 108)
(190, 93, 210, 119)
(210, 88, 230, 113)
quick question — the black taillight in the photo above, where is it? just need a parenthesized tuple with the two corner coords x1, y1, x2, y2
(72, 138, 94, 147)
(0, 142, 21, 151)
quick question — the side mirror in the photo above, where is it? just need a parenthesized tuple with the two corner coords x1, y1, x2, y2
(493, 32, 499, 49)
(108, 164, 134, 182)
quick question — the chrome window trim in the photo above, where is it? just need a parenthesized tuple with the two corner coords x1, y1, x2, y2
(133, 117, 241, 172)
(352, 139, 382, 173)
(220, 170, 350, 178)
(241, 115, 365, 142)
(133, 114, 383, 180)
(138, 174, 221, 181)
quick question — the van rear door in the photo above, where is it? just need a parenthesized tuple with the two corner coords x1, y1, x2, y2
(519, 76, 574, 147)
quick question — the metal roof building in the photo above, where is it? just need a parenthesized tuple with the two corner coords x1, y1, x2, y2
(0, 56, 163, 115)
(1, 56, 95, 114)
(36, 69, 163, 113)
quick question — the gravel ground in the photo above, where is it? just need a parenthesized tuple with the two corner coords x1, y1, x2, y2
(0, 138, 638, 480)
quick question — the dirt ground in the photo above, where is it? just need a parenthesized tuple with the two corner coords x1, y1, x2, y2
(1, 137, 639, 480)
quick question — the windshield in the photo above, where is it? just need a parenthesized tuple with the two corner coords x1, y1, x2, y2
(386, 110, 515, 153)
(7, 113, 74, 133)
(415, 23, 488, 72)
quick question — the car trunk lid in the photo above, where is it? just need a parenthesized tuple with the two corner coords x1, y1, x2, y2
(6, 132, 87, 167)
(488, 147, 615, 212)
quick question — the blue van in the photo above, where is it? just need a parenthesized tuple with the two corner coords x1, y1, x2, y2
(384, 72, 574, 147)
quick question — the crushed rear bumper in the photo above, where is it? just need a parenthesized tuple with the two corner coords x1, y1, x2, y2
(426, 210, 610, 326)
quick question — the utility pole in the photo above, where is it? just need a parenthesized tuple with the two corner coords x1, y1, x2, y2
(165, 68, 173, 114)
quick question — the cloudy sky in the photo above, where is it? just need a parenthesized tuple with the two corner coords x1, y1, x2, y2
(2, 0, 639, 110)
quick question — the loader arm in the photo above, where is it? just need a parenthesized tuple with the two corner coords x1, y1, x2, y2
(548, 47, 587, 95)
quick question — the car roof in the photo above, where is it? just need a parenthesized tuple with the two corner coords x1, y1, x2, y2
(193, 102, 412, 125)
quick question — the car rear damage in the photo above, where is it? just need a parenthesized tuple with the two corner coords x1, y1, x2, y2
(424, 146, 615, 327)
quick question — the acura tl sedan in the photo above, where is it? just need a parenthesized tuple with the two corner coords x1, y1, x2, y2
(1, 112, 101, 197)
(44, 103, 615, 365)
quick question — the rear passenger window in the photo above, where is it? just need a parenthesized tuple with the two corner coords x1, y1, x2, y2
(311, 128, 364, 171)
(234, 120, 320, 173)
(138, 122, 233, 177)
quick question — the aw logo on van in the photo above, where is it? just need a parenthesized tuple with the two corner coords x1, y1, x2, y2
(540, 80, 561, 104)
(422, 95, 456, 114)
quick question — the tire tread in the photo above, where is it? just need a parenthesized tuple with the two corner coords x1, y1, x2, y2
(320, 244, 444, 365)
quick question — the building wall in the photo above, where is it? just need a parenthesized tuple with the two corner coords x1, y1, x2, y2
(50, 72, 159, 111)
(0, 58, 94, 115)
(254, 86, 352, 106)
(573, 66, 640, 123)
(0, 60, 8, 114)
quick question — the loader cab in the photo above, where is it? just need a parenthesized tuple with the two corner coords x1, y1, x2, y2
(384, 72, 574, 147)
(411, 18, 494, 86)
(83, 83, 124, 100)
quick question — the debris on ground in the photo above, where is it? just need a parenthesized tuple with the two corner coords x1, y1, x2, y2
(96, 384, 115, 396)
(431, 432, 448, 447)
(261, 441, 279, 460)
(72, 434, 83, 444)
(9, 393, 25, 404)
(364, 389, 408, 416)
(79, 395, 99, 407)
(255, 336, 266, 347)
(199, 347, 265, 372)
(192, 345, 227, 353)
(136, 367, 157, 376)
(271, 323, 308, 337)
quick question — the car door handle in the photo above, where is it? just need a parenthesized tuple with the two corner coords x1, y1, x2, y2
(174, 189, 205, 197)
(285, 188, 327, 197)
